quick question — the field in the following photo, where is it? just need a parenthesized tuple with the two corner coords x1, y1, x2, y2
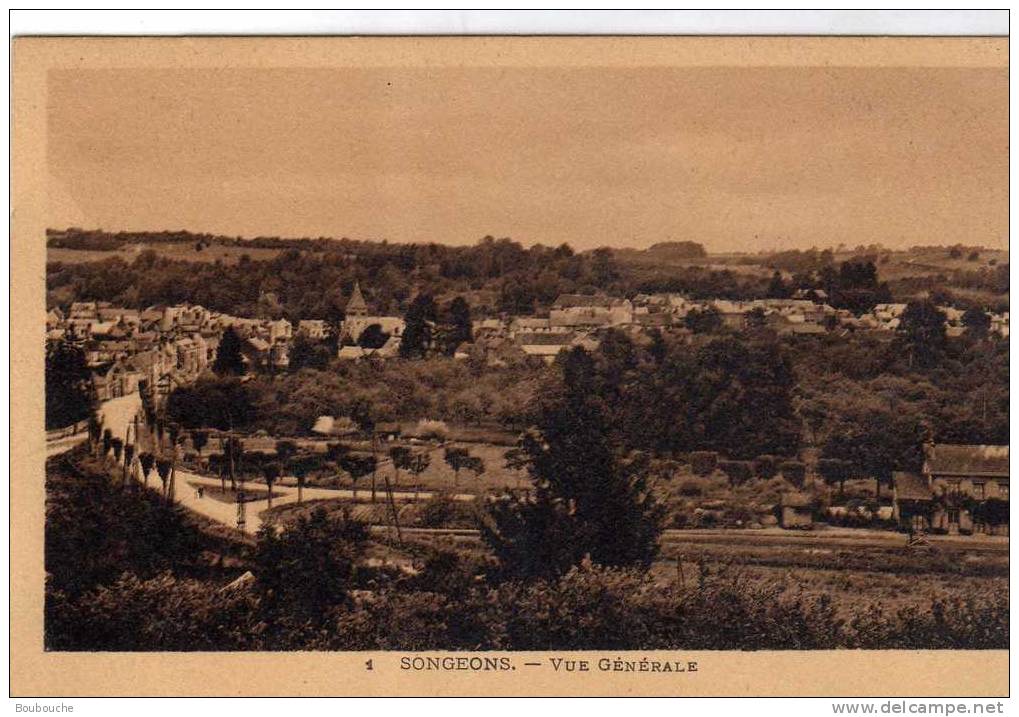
(47, 242, 284, 266)
(654, 528, 1008, 617)
(343, 520, 1009, 623)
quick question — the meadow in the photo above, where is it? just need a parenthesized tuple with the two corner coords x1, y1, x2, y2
(48, 242, 284, 266)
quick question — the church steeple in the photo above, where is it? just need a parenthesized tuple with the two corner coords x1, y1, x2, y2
(346, 281, 367, 317)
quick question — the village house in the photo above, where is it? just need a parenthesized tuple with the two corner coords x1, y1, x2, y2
(270, 340, 290, 370)
(268, 318, 292, 343)
(632, 293, 695, 318)
(471, 317, 506, 340)
(200, 330, 220, 365)
(91, 359, 144, 401)
(710, 300, 748, 331)
(160, 304, 210, 333)
(549, 294, 633, 329)
(516, 331, 576, 362)
(297, 319, 330, 340)
(68, 301, 99, 322)
(871, 303, 908, 330)
(46, 307, 65, 331)
(893, 443, 1009, 536)
(990, 311, 1009, 338)
(514, 330, 600, 364)
(760, 298, 829, 326)
(241, 336, 272, 369)
(509, 316, 569, 337)
(336, 333, 402, 361)
(779, 492, 814, 529)
(336, 345, 368, 361)
(173, 335, 206, 378)
(939, 306, 967, 338)
(765, 311, 826, 336)
(124, 349, 173, 404)
(84, 340, 133, 367)
(97, 306, 141, 329)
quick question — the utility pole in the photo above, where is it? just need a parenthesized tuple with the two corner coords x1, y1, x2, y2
(382, 473, 403, 543)
(236, 488, 246, 532)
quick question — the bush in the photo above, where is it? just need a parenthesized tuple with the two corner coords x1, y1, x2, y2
(754, 455, 780, 480)
(677, 479, 703, 497)
(45, 452, 213, 599)
(412, 419, 449, 441)
(718, 460, 754, 487)
(780, 461, 807, 488)
(253, 506, 367, 618)
(689, 451, 718, 477)
(416, 493, 475, 529)
(46, 572, 261, 651)
(972, 498, 1009, 526)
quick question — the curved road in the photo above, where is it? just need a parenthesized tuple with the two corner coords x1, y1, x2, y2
(84, 392, 475, 535)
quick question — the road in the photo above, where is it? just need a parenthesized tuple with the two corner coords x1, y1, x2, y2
(46, 431, 88, 457)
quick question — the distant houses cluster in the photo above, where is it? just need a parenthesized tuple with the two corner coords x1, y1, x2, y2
(46, 281, 1011, 396)
(471, 292, 1008, 365)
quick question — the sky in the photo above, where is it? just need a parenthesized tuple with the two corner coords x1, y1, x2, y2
(47, 64, 1008, 252)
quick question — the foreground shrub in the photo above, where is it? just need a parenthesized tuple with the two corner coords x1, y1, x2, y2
(46, 572, 261, 651)
(718, 460, 754, 487)
(753, 455, 780, 480)
(689, 451, 718, 477)
(46, 560, 1009, 651)
(253, 507, 367, 619)
(848, 595, 1009, 649)
(45, 451, 212, 598)
(676, 479, 703, 497)
(415, 493, 475, 529)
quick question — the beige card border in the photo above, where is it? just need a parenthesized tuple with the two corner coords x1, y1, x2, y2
(11, 36, 1009, 698)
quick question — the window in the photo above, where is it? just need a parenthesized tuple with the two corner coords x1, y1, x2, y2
(998, 482, 1008, 498)
(973, 482, 986, 499)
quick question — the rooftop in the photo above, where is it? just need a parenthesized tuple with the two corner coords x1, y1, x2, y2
(925, 443, 1009, 478)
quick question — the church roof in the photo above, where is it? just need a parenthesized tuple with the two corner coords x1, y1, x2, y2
(346, 281, 367, 314)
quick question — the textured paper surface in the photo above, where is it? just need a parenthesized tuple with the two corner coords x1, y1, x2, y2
(11, 36, 1008, 697)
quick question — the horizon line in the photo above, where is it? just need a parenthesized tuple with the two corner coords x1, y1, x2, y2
(45, 226, 1007, 256)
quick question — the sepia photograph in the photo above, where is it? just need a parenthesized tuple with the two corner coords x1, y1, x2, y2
(10, 17, 1009, 698)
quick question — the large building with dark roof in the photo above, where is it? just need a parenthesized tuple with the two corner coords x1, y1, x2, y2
(893, 443, 1009, 536)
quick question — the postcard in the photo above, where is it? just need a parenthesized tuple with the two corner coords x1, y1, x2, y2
(11, 34, 1008, 697)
